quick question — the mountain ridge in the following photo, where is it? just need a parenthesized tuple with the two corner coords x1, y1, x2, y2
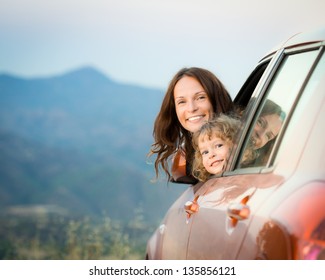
(0, 66, 186, 224)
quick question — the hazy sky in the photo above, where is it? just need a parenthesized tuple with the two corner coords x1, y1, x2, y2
(1, 0, 325, 96)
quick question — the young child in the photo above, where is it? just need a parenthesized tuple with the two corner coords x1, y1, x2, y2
(191, 114, 242, 182)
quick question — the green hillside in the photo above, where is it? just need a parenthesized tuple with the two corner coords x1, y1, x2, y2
(0, 67, 188, 259)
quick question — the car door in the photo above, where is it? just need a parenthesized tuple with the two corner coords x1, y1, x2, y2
(185, 43, 323, 259)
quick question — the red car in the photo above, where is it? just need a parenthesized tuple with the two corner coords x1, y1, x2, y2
(146, 27, 325, 260)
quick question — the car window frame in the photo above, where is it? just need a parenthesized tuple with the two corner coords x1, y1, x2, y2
(223, 49, 285, 176)
(262, 44, 325, 171)
(224, 42, 325, 177)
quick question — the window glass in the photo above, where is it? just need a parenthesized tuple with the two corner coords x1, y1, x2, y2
(298, 50, 325, 100)
(238, 49, 319, 169)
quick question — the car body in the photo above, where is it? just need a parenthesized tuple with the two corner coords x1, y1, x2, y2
(146, 27, 325, 260)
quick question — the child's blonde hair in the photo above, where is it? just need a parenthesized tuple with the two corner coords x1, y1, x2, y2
(192, 114, 242, 181)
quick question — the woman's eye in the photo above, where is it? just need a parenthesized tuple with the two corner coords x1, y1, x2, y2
(257, 117, 267, 128)
(257, 119, 263, 126)
(266, 132, 274, 141)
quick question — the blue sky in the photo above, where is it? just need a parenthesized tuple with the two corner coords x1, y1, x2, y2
(1, 0, 325, 97)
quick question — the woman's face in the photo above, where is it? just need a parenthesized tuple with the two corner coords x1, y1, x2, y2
(251, 114, 282, 149)
(174, 76, 214, 133)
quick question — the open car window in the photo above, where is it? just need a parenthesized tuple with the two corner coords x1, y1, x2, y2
(233, 62, 269, 109)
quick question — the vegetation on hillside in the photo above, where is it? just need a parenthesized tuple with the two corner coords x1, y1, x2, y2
(0, 209, 154, 260)
(0, 67, 187, 260)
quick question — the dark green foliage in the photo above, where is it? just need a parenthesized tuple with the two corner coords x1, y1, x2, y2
(0, 211, 153, 260)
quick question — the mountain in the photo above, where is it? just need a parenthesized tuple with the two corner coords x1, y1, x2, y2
(0, 66, 187, 224)
(0, 66, 162, 159)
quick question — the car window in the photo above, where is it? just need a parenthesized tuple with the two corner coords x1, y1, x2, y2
(297, 49, 325, 100)
(237, 49, 320, 169)
(234, 62, 269, 109)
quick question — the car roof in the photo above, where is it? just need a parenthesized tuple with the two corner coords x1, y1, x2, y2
(261, 26, 325, 61)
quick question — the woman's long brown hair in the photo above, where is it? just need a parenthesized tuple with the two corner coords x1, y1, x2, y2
(149, 67, 234, 181)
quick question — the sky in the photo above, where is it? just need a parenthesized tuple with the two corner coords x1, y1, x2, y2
(1, 0, 325, 97)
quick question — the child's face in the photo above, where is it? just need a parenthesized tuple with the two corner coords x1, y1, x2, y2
(198, 134, 231, 175)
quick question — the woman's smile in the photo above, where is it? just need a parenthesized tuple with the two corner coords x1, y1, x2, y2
(174, 76, 213, 133)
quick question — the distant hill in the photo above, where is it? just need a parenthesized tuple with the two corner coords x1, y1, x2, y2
(0, 66, 187, 224)
(0, 66, 163, 161)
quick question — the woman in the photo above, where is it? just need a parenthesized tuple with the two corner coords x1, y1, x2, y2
(240, 99, 285, 167)
(148, 67, 234, 183)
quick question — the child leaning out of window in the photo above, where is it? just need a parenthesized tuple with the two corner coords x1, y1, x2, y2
(191, 114, 246, 182)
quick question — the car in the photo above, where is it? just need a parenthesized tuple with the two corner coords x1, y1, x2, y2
(146, 27, 325, 260)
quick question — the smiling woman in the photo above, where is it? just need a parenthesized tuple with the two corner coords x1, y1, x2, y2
(148, 67, 234, 183)
(239, 99, 285, 168)
(174, 76, 214, 133)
